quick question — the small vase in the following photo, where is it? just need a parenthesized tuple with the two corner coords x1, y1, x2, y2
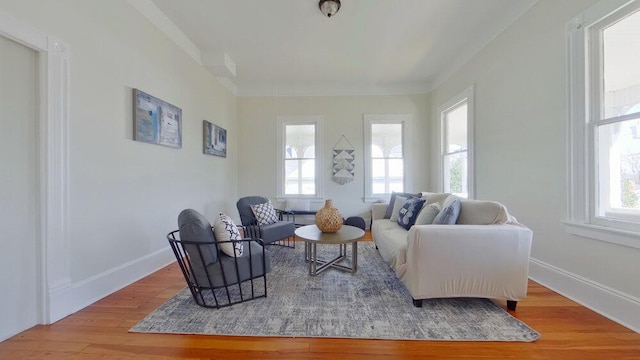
(316, 199, 343, 233)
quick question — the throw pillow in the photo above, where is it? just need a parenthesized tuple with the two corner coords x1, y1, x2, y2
(251, 201, 279, 225)
(213, 213, 243, 257)
(397, 196, 426, 230)
(413, 202, 441, 225)
(389, 195, 408, 222)
(384, 191, 420, 219)
(432, 196, 462, 225)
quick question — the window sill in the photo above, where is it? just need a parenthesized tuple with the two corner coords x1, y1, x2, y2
(562, 221, 640, 250)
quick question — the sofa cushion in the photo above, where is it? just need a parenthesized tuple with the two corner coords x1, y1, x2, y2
(384, 191, 420, 219)
(389, 195, 408, 222)
(371, 219, 408, 273)
(432, 196, 461, 224)
(422, 192, 451, 207)
(414, 202, 441, 225)
(397, 196, 426, 229)
(457, 199, 510, 225)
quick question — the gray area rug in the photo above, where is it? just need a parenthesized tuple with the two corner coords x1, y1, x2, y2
(131, 242, 540, 341)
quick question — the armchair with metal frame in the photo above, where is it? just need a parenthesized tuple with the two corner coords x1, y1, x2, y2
(167, 209, 271, 308)
(236, 196, 296, 248)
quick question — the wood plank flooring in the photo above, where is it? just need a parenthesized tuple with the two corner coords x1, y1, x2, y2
(2, 233, 639, 359)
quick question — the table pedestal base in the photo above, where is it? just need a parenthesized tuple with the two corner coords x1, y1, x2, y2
(304, 242, 357, 276)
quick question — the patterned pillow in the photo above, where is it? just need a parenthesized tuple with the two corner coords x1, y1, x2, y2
(396, 196, 426, 230)
(213, 213, 243, 257)
(414, 202, 441, 225)
(432, 196, 462, 225)
(250, 201, 279, 226)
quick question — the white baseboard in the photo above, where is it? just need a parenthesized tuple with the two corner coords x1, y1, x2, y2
(47, 248, 175, 323)
(529, 257, 640, 333)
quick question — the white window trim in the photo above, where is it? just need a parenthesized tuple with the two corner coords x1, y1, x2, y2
(276, 115, 324, 201)
(363, 114, 412, 203)
(566, 0, 640, 249)
(437, 86, 475, 199)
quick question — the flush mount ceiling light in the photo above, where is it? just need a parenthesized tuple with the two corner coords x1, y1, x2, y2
(319, 0, 341, 17)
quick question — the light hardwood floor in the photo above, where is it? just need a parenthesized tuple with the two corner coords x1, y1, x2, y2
(2, 233, 639, 359)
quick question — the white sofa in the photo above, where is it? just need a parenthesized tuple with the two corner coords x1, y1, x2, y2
(371, 192, 532, 310)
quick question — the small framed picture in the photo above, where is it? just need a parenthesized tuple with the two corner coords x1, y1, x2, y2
(203, 120, 227, 157)
(133, 89, 182, 149)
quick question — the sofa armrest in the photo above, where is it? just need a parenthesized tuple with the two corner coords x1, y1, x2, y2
(371, 203, 388, 221)
(404, 224, 532, 300)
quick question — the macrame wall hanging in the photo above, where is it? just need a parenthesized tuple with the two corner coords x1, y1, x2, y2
(332, 135, 355, 185)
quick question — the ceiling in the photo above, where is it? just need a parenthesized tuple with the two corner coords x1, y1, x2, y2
(149, 0, 538, 96)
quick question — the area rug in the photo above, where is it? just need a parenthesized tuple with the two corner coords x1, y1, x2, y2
(131, 242, 540, 342)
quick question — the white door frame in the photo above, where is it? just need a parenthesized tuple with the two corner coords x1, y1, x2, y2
(0, 11, 70, 324)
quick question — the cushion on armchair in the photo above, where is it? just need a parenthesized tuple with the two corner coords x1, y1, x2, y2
(214, 213, 243, 257)
(178, 209, 218, 265)
(251, 201, 279, 225)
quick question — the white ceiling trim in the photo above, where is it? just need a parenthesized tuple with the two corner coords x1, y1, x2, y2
(127, 0, 238, 95)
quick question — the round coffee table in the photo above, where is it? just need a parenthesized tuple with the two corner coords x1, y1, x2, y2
(294, 224, 365, 276)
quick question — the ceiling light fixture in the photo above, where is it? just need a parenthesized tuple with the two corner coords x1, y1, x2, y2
(319, 0, 341, 18)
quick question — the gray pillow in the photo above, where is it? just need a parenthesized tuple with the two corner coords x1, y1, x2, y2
(414, 202, 441, 225)
(384, 191, 420, 219)
(432, 197, 461, 225)
(389, 196, 408, 222)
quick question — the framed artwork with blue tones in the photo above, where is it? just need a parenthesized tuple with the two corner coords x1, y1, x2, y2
(203, 120, 227, 157)
(133, 89, 182, 148)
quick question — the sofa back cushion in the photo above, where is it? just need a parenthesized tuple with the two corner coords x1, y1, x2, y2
(457, 199, 509, 225)
(421, 192, 452, 207)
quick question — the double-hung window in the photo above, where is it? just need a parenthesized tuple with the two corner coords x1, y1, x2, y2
(277, 115, 323, 199)
(439, 86, 474, 198)
(567, 0, 640, 247)
(363, 114, 411, 202)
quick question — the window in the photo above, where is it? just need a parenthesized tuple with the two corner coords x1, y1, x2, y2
(567, 0, 640, 248)
(363, 114, 411, 202)
(277, 115, 323, 199)
(439, 86, 474, 199)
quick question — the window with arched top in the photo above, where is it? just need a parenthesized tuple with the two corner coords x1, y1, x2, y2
(364, 114, 411, 201)
(277, 116, 323, 199)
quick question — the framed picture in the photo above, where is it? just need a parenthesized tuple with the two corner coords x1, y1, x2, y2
(133, 89, 182, 148)
(203, 120, 227, 157)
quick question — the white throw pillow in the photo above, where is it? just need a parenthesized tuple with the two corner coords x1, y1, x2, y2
(214, 213, 243, 257)
(389, 196, 408, 222)
(251, 201, 279, 225)
(413, 202, 441, 225)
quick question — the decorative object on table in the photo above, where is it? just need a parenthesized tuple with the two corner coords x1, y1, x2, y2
(131, 243, 540, 342)
(315, 199, 343, 233)
(203, 120, 227, 157)
(133, 89, 182, 148)
(332, 135, 355, 185)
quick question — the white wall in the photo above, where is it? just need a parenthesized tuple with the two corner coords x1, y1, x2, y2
(238, 95, 431, 222)
(430, 0, 640, 331)
(0, 0, 238, 337)
(0, 35, 38, 342)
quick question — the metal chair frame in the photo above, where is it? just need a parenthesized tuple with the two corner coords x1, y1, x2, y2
(241, 208, 297, 248)
(167, 228, 268, 309)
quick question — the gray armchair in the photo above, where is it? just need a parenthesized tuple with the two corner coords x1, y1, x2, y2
(236, 196, 296, 248)
(167, 209, 271, 308)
